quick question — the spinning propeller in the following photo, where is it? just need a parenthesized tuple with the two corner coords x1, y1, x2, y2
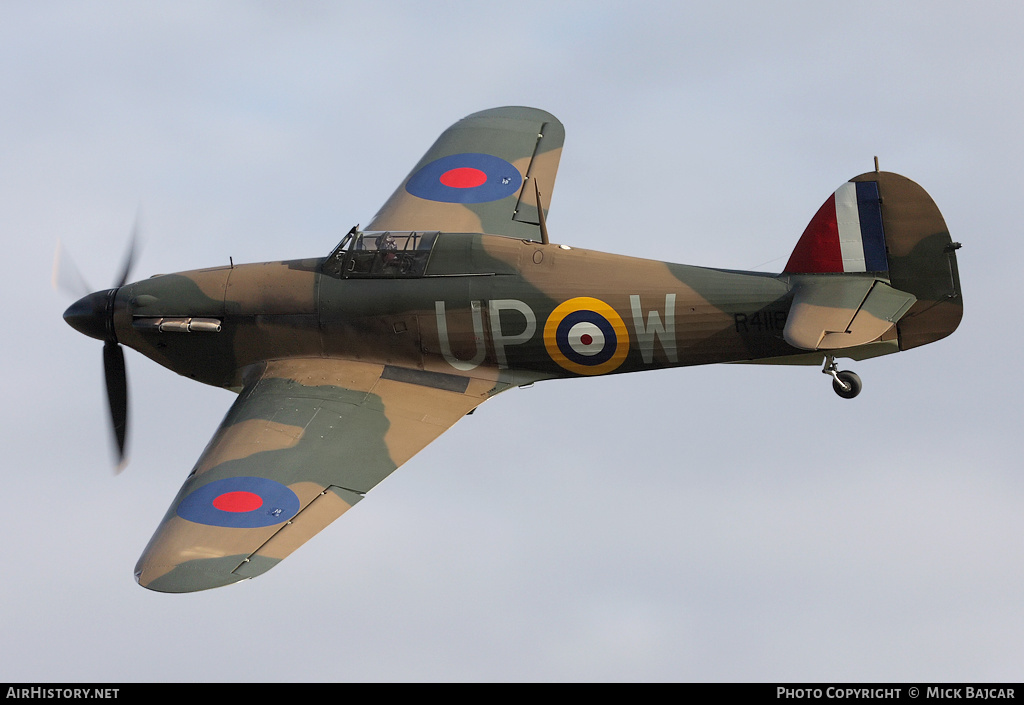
(57, 222, 140, 470)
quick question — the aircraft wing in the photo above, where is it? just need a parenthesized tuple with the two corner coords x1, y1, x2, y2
(134, 358, 496, 593)
(366, 106, 564, 240)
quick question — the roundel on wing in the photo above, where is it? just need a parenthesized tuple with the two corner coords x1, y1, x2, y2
(176, 476, 301, 528)
(544, 297, 630, 376)
(405, 153, 523, 204)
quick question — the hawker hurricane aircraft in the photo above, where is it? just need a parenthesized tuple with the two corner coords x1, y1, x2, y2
(62, 106, 963, 592)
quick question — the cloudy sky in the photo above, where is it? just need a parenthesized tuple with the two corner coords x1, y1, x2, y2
(3, 1, 1023, 682)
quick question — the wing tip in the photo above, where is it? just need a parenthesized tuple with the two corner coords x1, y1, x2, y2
(134, 557, 251, 594)
(462, 105, 561, 126)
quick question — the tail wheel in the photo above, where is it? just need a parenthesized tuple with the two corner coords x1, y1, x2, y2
(832, 370, 862, 399)
(822, 355, 862, 399)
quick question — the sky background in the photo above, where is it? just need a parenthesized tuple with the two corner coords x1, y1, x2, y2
(3, 1, 1022, 682)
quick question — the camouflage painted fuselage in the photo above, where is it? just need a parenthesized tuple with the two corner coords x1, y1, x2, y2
(113, 238, 813, 393)
(115, 222, 960, 396)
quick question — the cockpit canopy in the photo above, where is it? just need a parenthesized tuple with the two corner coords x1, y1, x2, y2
(322, 229, 438, 279)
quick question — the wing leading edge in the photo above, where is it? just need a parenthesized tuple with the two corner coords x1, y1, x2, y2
(367, 106, 564, 240)
(135, 359, 497, 593)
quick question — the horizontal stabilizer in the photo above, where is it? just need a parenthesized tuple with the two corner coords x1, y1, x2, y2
(784, 277, 917, 351)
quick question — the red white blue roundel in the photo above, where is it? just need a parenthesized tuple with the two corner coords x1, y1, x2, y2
(543, 297, 630, 376)
(177, 476, 301, 528)
(405, 153, 523, 204)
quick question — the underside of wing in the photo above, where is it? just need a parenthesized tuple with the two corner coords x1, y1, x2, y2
(135, 359, 498, 593)
(366, 106, 564, 240)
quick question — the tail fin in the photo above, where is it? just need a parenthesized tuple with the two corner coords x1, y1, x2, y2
(785, 171, 962, 350)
